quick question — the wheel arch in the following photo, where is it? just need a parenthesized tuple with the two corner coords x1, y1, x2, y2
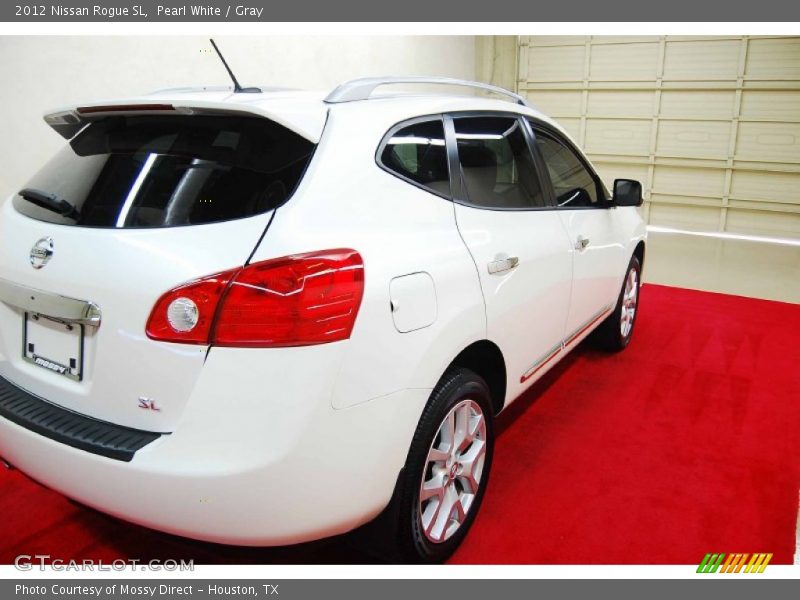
(633, 239, 646, 268)
(441, 340, 507, 416)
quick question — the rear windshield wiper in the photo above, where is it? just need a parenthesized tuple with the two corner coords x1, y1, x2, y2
(18, 188, 80, 220)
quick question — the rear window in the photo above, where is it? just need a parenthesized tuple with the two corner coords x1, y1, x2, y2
(379, 119, 450, 197)
(14, 115, 315, 228)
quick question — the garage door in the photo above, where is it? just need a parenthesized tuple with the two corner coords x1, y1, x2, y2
(518, 36, 800, 239)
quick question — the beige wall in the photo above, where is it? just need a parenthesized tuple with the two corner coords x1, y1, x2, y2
(518, 36, 800, 239)
(0, 35, 476, 203)
(475, 36, 518, 91)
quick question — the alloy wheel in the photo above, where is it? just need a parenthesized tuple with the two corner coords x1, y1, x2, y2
(418, 399, 487, 543)
(620, 267, 638, 338)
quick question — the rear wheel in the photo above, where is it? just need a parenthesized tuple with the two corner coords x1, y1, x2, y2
(393, 368, 495, 563)
(592, 255, 641, 351)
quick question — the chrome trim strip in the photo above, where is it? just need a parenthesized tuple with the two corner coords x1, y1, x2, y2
(0, 278, 101, 327)
(520, 342, 562, 383)
(563, 304, 613, 348)
(520, 304, 614, 384)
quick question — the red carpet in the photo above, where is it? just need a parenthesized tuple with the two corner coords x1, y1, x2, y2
(1, 284, 799, 564)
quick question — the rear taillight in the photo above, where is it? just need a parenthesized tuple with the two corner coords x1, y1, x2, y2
(146, 271, 231, 344)
(146, 249, 364, 347)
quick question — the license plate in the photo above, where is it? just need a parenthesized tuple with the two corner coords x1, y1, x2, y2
(23, 313, 84, 381)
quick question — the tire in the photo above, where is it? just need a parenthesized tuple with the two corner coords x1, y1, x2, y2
(592, 254, 641, 352)
(388, 368, 495, 563)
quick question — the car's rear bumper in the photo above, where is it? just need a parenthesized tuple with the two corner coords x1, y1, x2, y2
(0, 375, 162, 461)
(0, 344, 429, 546)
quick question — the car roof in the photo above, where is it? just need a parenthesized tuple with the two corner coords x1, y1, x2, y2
(42, 84, 570, 146)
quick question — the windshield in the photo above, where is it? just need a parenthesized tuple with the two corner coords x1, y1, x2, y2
(14, 115, 315, 228)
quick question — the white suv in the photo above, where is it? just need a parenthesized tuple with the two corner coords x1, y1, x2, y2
(0, 77, 646, 562)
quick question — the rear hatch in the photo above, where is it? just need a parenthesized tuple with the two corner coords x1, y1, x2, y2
(0, 107, 317, 432)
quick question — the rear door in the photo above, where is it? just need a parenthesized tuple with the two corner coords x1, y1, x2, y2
(530, 124, 627, 341)
(0, 113, 316, 432)
(448, 113, 573, 403)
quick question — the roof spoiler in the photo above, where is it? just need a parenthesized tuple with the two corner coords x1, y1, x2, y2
(44, 104, 183, 140)
(42, 99, 327, 143)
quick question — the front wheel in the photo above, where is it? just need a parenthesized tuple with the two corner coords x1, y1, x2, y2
(592, 255, 641, 351)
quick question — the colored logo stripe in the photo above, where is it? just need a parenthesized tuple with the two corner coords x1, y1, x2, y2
(698, 553, 772, 573)
(697, 553, 724, 573)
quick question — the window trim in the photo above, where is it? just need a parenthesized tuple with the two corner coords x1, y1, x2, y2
(374, 110, 610, 213)
(527, 119, 612, 211)
(374, 114, 453, 202)
(519, 117, 558, 208)
(444, 110, 555, 213)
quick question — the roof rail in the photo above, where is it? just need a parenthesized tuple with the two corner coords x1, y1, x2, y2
(324, 77, 530, 107)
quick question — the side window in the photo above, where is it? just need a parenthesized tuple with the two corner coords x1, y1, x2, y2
(453, 116, 546, 209)
(380, 119, 450, 197)
(533, 129, 603, 208)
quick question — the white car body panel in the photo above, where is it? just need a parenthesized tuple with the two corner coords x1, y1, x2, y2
(0, 201, 271, 431)
(454, 205, 573, 402)
(0, 344, 429, 545)
(558, 208, 631, 337)
(248, 102, 487, 410)
(0, 85, 646, 545)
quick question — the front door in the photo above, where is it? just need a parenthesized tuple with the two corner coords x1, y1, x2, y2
(531, 125, 626, 342)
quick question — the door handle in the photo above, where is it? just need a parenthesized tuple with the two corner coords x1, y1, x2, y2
(487, 256, 519, 275)
(575, 236, 590, 251)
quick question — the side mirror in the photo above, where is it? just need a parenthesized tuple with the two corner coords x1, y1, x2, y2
(612, 179, 643, 207)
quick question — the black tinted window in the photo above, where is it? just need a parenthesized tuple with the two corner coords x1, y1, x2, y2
(380, 119, 450, 197)
(533, 129, 601, 208)
(14, 115, 315, 228)
(454, 116, 545, 209)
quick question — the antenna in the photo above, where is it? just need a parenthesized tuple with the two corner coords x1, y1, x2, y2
(209, 39, 261, 94)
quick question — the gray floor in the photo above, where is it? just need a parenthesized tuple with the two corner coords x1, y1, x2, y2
(644, 231, 800, 304)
